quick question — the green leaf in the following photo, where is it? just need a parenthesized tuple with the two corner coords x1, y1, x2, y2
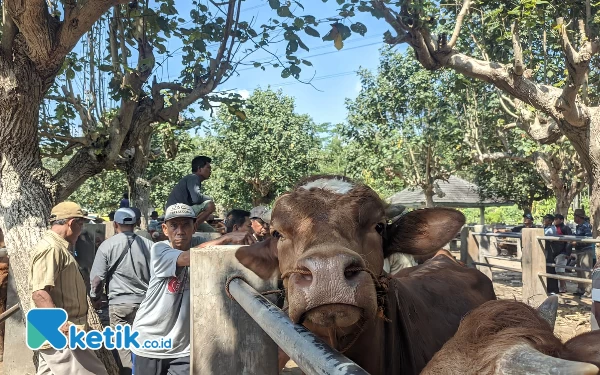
(302, 59, 312, 66)
(304, 26, 320, 37)
(294, 17, 305, 29)
(268, 0, 280, 9)
(277, 6, 293, 18)
(350, 22, 367, 36)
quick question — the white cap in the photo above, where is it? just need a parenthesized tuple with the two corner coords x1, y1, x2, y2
(164, 203, 196, 222)
(114, 208, 136, 224)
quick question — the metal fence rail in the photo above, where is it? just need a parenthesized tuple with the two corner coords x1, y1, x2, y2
(228, 278, 369, 375)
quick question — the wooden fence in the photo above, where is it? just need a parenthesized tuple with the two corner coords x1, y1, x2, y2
(460, 227, 596, 307)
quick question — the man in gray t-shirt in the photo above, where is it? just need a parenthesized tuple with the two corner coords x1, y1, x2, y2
(131, 203, 254, 375)
(90, 208, 153, 375)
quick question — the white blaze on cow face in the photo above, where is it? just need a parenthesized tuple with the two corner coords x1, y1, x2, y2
(301, 178, 355, 195)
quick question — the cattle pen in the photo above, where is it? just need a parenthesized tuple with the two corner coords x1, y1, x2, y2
(460, 227, 596, 307)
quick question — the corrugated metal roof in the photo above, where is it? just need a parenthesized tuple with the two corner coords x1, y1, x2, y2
(386, 175, 511, 208)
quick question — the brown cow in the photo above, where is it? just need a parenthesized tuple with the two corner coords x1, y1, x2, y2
(421, 299, 599, 374)
(236, 175, 496, 374)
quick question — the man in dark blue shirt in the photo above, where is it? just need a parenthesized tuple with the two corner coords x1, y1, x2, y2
(166, 156, 216, 231)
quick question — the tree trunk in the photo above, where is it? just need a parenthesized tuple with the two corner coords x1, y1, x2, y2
(127, 170, 151, 230)
(123, 102, 155, 230)
(424, 186, 435, 208)
(554, 188, 571, 217)
(0, 59, 118, 374)
(589, 110, 600, 262)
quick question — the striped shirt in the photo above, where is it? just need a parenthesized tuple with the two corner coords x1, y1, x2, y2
(29, 230, 88, 325)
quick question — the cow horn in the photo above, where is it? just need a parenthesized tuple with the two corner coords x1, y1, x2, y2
(498, 344, 599, 374)
(536, 295, 559, 329)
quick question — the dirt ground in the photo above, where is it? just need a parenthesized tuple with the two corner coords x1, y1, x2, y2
(282, 268, 593, 373)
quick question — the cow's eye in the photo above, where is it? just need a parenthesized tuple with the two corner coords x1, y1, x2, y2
(375, 223, 385, 234)
(272, 230, 284, 240)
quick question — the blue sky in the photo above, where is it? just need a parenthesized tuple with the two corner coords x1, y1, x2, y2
(150, 0, 405, 126)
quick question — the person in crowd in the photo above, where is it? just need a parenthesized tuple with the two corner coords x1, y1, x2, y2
(249, 206, 271, 242)
(225, 209, 252, 234)
(131, 204, 254, 375)
(592, 262, 600, 330)
(149, 211, 160, 233)
(90, 208, 154, 375)
(553, 214, 573, 293)
(573, 208, 594, 297)
(120, 193, 130, 208)
(383, 252, 417, 275)
(542, 214, 560, 294)
(130, 207, 153, 241)
(166, 156, 216, 232)
(29, 202, 108, 375)
(108, 211, 116, 222)
(511, 213, 536, 232)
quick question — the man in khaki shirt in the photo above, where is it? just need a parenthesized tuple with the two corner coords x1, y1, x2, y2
(30, 201, 108, 375)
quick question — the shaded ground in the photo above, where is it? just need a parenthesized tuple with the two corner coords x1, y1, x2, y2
(281, 268, 593, 373)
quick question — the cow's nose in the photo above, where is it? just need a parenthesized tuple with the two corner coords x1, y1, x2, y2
(292, 252, 365, 289)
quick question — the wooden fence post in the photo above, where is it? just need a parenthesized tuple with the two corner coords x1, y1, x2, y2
(460, 227, 470, 265)
(471, 225, 493, 280)
(190, 245, 279, 374)
(521, 228, 547, 307)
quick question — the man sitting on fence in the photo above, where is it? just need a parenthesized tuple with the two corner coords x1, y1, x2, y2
(131, 204, 254, 375)
(573, 209, 594, 297)
(554, 214, 573, 293)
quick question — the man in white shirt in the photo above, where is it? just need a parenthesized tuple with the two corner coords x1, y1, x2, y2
(131, 203, 253, 375)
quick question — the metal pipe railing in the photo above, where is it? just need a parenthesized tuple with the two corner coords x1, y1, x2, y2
(0, 304, 20, 324)
(227, 278, 369, 375)
(472, 262, 522, 273)
(538, 273, 593, 284)
(538, 235, 600, 243)
(472, 232, 522, 238)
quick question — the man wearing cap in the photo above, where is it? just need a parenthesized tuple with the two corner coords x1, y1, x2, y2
(166, 156, 216, 231)
(249, 206, 272, 242)
(553, 214, 573, 293)
(89, 208, 154, 375)
(131, 203, 254, 375)
(573, 208, 594, 297)
(511, 213, 536, 233)
(30, 202, 108, 375)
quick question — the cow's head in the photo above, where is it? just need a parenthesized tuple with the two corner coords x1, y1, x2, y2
(236, 175, 464, 332)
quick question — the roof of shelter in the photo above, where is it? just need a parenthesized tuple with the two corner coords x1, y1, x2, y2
(386, 175, 512, 208)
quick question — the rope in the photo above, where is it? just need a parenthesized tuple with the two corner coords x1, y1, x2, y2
(225, 267, 392, 354)
(225, 275, 284, 301)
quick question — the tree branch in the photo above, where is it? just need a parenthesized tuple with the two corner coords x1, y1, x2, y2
(446, 0, 471, 49)
(511, 21, 524, 76)
(51, 0, 130, 72)
(555, 17, 599, 126)
(153, 82, 193, 94)
(4, 0, 55, 69)
(39, 131, 89, 146)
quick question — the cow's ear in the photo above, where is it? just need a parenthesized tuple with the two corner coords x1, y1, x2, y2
(235, 237, 280, 280)
(383, 208, 465, 257)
